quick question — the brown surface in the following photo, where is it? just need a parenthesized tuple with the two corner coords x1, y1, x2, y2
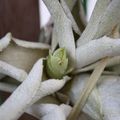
(0, 0, 40, 41)
(19, 113, 38, 120)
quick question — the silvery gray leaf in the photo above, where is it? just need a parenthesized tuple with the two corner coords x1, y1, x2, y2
(38, 104, 71, 120)
(77, 0, 120, 46)
(0, 82, 17, 93)
(76, 36, 120, 69)
(70, 74, 120, 120)
(42, 0, 76, 68)
(12, 37, 50, 49)
(0, 33, 11, 51)
(65, 0, 77, 10)
(0, 60, 27, 82)
(51, 25, 58, 52)
(74, 56, 120, 73)
(0, 59, 43, 120)
(60, 0, 81, 35)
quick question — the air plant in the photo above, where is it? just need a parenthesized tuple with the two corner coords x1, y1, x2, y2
(0, 0, 120, 120)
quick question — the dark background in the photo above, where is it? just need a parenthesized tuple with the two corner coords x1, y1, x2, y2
(0, 0, 40, 41)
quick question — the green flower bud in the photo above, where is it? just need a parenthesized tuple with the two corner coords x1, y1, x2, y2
(46, 48, 68, 79)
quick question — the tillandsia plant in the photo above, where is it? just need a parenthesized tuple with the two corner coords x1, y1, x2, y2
(1, 0, 120, 120)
